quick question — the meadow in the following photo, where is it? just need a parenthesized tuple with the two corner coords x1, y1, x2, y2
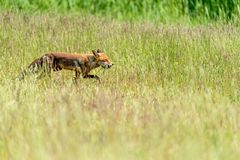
(0, 9, 240, 160)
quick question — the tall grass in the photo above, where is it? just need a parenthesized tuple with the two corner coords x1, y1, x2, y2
(1, 0, 240, 22)
(0, 12, 240, 159)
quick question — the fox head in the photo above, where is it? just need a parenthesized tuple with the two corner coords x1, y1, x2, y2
(92, 49, 114, 69)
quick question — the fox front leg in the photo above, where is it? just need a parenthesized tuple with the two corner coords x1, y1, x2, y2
(75, 70, 81, 79)
(73, 70, 81, 84)
(82, 67, 101, 82)
(83, 74, 101, 82)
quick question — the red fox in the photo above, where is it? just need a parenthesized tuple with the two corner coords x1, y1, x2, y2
(17, 49, 114, 81)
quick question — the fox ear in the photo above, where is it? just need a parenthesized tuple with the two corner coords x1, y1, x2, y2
(97, 49, 102, 53)
(92, 50, 99, 57)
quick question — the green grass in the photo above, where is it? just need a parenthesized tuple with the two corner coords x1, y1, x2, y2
(1, 0, 240, 23)
(1, 11, 240, 159)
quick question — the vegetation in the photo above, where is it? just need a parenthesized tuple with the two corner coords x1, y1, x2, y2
(0, 0, 240, 159)
(1, 0, 240, 22)
(0, 11, 240, 159)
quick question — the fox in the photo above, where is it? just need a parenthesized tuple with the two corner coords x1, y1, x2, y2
(17, 49, 114, 81)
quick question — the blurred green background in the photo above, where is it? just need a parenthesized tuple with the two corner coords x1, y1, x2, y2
(1, 0, 240, 23)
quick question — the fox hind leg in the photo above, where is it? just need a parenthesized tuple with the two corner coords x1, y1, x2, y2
(38, 55, 54, 78)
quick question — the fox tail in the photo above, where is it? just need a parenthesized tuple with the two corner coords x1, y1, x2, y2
(16, 54, 53, 80)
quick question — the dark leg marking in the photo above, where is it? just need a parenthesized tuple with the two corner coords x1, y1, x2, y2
(75, 71, 81, 78)
(83, 74, 100, 80)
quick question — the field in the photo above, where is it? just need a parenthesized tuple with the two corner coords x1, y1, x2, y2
(1, 10, 240, 160)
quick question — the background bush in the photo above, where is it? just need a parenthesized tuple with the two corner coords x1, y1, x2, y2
(0, 0, 240, 22)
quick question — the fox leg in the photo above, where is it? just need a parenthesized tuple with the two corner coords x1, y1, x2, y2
(38, 55, 53, 78)
(82, 67, 100, 81)
(75, 71, 80, 78)
(74, 70, 81, 80)
(83, 74, 100, 81)
(73, 68, 82, 84)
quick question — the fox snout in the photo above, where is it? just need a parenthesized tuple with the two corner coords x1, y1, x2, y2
(107, 63, 114, 68)
(99, 61, 114, 69)
(103, 63, 114, 69)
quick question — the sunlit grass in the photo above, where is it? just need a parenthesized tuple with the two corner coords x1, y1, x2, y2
(0, 12, 240, 159)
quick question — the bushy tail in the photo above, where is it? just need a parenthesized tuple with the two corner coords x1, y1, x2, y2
(16, 54, 53, 80)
